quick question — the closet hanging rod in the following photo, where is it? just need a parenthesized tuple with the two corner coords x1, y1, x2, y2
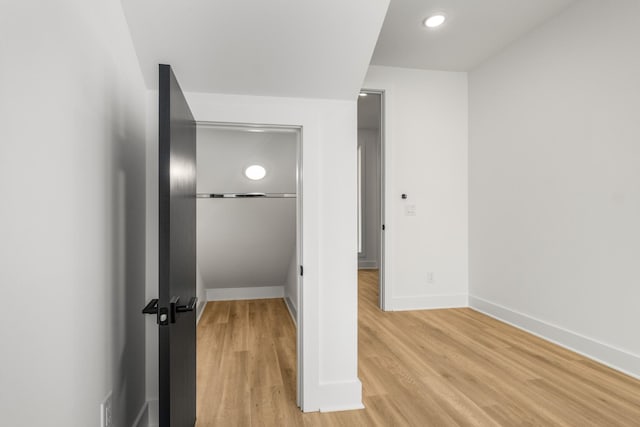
(197, 193, 296, 199)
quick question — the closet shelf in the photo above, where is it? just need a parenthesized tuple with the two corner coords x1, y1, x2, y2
(197, 193, 296, 199)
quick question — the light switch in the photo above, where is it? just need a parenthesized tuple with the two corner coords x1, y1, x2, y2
(405, 204, 417, 216)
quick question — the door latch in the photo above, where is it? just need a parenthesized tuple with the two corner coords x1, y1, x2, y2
(142, 297, 197, 324)
(170, 296, 198, 323)
(142, 299, 168, 324)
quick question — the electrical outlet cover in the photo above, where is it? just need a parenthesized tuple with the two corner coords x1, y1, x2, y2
(405, 204, 417, 216)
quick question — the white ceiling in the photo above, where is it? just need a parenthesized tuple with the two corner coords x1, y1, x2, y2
(371, 0, 575, 71)
(121, 0, 389, 99)
(196, 127, 297, 289)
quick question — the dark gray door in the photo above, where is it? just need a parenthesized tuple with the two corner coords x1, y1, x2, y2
(158, 64, 197, 426)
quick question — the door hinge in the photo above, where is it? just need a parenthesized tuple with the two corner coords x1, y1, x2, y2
(300, 265, 304, 276)
(382, 224, 386, 231)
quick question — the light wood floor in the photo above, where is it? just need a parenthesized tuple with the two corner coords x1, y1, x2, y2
(196, 270, 640, 426)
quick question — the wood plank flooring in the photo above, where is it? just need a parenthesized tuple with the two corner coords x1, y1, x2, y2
(196, 270, 640, 426)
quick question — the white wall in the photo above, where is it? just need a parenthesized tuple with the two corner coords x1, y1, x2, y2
(197, 127, 297, 194)
(469, 0, 640, 378)
(0, 1, 147, 426)
(198, 198, 296, 288)
(146, 91, 361, 412)
(357, 128, 380, 269)
(363, 66, 469, 311)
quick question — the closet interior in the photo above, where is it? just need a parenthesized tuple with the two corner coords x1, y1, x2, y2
(196, 124, 300, 321)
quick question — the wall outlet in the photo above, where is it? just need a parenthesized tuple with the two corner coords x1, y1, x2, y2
(101, 392, 113, 427)
(426, 272, 435, 284)
(405, 204, 417, 216)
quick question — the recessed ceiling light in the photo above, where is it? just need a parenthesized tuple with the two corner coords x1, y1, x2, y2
(245, 165, 266, 180)
(424, 14, 446, 28)
(359, 93, 368, 97)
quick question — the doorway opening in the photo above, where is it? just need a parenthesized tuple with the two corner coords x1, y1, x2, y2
(357, 90, 385, 309)
(194, 122, 303, 421)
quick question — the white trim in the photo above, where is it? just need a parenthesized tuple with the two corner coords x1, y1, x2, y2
(295, 126, 304, 409)
(206, 286, 284, 301)
(196, 301, 206, 325)
(284, 296, 297, 325)
(136, 399, 158, 427)
(390, 294, 468, 311)
(148, 399, 158, 427)
(357, 143, 363, 254)
(357, 261, 378, 269)
(131, 401, 148, 427)
(318, 379, 364, 412)
(360, 88, 387, 312)
(374, 86, 390, 313)
(469, 295, 640, 380)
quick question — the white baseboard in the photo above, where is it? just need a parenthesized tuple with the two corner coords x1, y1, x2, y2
(147, 399, 158, 427)
(390, 294, 468, 311)
(469, 295, 640, 380)
(284, 296, 297, 325)
(196, 301, 206, 325)
(133, 399, 158, 427)
(357, 261, 378, 269)
(131, 401, 148, 427)
(318, 379, 364, 413)
(206, 286, 284, 301)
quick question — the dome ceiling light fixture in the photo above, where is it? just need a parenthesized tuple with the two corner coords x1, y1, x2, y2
(244, 164, 267, 180)
(424, 14, 446, 28)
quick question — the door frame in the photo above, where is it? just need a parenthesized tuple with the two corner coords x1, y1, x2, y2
(195, 120, 304, 407)
(359, 89, 388, 311)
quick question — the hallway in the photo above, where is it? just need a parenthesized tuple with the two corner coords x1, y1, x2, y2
(196, 270, 640, 426)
